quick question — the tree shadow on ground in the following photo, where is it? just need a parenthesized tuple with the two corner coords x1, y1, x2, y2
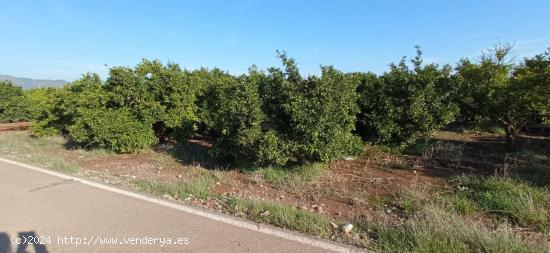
(405, 132, 550, 187)
(162, 137, 233, 171)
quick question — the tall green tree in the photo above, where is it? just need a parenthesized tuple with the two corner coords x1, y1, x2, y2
(452, 44, 514, 128)
(453, 44, 550, 148)
(495, 49, 550, 147)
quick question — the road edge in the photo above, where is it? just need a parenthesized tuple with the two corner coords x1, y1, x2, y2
(0, 156, 367, 253)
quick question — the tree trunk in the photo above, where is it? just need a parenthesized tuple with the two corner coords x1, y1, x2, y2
(504, 122, 525, 152)
(505, 125, 516, 152)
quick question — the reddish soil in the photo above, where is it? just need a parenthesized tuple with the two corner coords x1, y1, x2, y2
(0, 122, 31, 131)
(57, 139, 447, 224)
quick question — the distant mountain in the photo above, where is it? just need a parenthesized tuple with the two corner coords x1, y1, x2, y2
(0, 74, 67, 89)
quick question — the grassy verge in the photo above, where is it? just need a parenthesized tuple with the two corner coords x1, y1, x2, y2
(359, 176, 550, 252)
(367, 206, 546, 253)
(452, 176, 550, 232)
(136, 170, 336, 239)
(136, 171, 219, 200)
(227, 197, 333, 238)
(261, 163, 325, 190)
(0, 132, 80, 172)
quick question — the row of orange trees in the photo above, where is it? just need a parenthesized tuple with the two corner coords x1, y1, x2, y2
(3, 45, 548, 165)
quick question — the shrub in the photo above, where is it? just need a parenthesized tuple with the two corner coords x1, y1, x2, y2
(68, 108, 156, 153)
(106, 59, 198, 142)
(28, 87, 66, 136)
(25, 87, 56, 121)
(259, 52, 363, 162)
(195, 54, 364, 166)
(0, 80, 29, 123)
(356, 47, 457, 147)
(29, 74, 109, 137)
(206, 68, 290, 165)
(193, 68, 240, 137)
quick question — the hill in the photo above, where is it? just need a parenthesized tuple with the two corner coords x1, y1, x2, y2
(0, 74, 66, 89)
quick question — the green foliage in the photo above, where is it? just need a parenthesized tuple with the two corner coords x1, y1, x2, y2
(25, 88, 55, 121)
(452, 53, 511, 128)
(204, 68, 289, 164)
(259, 52, 363, 162)
(28, 87, 65, 136)
(198, 53, 363, 165)
(356, 47, 458, 147)
(500, 50, 550, 128)
(452, 44, 550, 147)
(29, 74, 108, 137)
(193, 68, 238, 134)
(0, 80, 29, 123)
(24, 46, 549, 165)
(29, 74, 154, 153)
(68, 108, 156, 153)
(106, 59, 198, 141)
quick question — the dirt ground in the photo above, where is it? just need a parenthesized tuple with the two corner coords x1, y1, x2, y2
(0, 122, 30, 131)
(32, 134, 451, 225)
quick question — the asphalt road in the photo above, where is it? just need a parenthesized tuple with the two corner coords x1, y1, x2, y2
(0, 158, 358, 253)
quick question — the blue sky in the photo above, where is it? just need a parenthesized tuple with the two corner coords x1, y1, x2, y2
(1, 0, 549, 81)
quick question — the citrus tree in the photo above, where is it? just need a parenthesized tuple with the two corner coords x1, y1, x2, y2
(356, 47, 457, 147)
(0, 80, 28, 123)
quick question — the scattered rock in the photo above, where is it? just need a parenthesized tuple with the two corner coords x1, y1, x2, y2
(385, 209, 392, 214)
(341, 224, 354, 234)
(350, 197, 361, 206)
(344, 157, 355, 161)
(259, 210, 270, 217)
(329, 222, 339, 229)
(177, 175, 183, 178)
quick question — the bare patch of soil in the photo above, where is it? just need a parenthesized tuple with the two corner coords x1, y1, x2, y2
(0, 122, 30, 131)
